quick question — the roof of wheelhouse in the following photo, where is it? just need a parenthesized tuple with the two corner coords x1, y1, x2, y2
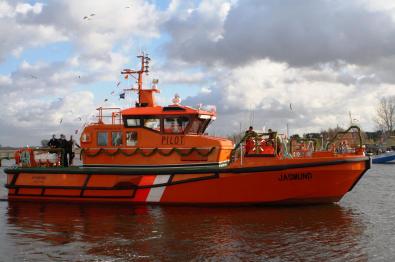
(121, 104, 216, 117)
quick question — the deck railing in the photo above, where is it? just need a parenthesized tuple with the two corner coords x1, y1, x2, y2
(96, 107, 122, 125)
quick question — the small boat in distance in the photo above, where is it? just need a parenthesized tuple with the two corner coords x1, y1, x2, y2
(4, 54, 371, 205)
(371, 151, 395, 164)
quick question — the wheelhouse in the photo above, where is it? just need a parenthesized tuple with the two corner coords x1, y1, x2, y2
(121, 105, 215, 135)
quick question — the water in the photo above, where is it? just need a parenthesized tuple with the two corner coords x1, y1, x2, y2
(0, 163, 394, 261)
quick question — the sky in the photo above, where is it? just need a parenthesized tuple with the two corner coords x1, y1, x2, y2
(1, 0, 395, 146)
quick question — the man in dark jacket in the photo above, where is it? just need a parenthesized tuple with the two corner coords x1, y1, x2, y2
(47, 134, 59, 148)
(58, 134, 68, 167)
(66, 135, 79, 166)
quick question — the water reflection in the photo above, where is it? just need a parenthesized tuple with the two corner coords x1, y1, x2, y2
(5, 202, 367, 261)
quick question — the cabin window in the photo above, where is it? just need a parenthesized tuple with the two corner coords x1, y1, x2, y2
(97, 132, 108, 146)
(112, 131, 122, 146)
(188, 119, 204, 134)
(143, 118, 160, 131)
(188, 118, 211, 134)
(164, 117, 189, 134)
(126, 131, 138, 146)
(126, 118, 141, 127)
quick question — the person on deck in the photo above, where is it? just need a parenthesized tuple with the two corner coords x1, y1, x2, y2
(245, 126, 256, 154)
(66, 135, 80, 166)
(47, 134, 59, 148)
(58, 134, 68, 167)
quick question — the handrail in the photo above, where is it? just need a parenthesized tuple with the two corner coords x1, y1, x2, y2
(325, 125, 363, 150)
(231, 131, 278, 161)
(96, 107, 122, 125)
(290, 138, 318, 153)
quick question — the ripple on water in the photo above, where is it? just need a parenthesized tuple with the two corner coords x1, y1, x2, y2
(0, 164, 394, 261)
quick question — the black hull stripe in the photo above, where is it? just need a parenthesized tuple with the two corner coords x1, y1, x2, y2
(83, 161, 228, 168)
(4, 157, 370, 175)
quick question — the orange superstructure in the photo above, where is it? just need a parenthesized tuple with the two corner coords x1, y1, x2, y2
(4, 54, 370, 205)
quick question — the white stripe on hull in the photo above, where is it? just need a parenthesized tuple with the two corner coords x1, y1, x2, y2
(146, 175, 170, 202)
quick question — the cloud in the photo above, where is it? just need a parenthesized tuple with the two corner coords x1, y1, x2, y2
(165, 0, 395, 68)
(0, 0, 163, 146)
(183, 59, 395, 135)
(0, 1, 67, 61)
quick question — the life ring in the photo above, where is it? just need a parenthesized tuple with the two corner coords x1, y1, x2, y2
(19, 148, 36, 167)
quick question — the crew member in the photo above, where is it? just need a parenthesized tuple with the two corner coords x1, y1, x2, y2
(245, 126, 256, 154)
(47, 134, 59, 148)
(58, 134, 68, 167)
(67, 135, 80, 166)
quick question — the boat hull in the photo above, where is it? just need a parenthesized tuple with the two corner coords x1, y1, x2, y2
(4, 157, 371, 205)
(371, 151, 395, 164)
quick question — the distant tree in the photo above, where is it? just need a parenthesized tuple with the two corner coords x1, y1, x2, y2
(41, 139, 49, 147)
(290, 134, 301, 140)
(227, 132, 244, 144)
(320, 126, 345, 145)
(375, 96, 395, 134)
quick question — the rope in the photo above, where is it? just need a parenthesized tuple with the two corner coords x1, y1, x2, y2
(80, 147, 217, 158)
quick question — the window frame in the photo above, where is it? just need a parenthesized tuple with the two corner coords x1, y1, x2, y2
(125, 131, 138, 147)
(163, 116, 190, 134)
(142, 117, 161, 132)
(97, 131, 108, 146)
(123, 117, 143, 128)
(111, 131, 123, 147)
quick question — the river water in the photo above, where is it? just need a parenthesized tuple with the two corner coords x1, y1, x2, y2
(0, 163, 394, 261)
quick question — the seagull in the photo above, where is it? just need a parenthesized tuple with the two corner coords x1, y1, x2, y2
(28, 74, 38, 79)
(83, 16, 89, 20)
(90, 13, 95, 17)
(116, 81, 121, 87)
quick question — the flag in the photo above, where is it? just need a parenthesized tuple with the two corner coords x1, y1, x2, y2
(116, 81, 121, 87)
(120, 93, 125, 99)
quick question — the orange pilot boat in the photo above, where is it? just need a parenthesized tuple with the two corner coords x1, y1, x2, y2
(4, 54, 371, 205)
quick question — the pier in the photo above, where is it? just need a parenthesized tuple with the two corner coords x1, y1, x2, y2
(0, 149, 16, 167)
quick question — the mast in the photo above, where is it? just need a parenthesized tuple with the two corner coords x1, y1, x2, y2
(121, 53, 152, 106)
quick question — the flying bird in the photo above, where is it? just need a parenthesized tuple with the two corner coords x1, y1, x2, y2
(289, 103, 293, 111)
(90, 13, 95, 17)
(83, 16, 89, 20)
(116, 81, 121, 87)
(59, 118, 63, 124)
(104, 98, 108, 102)
(28, 74, 38, 79)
